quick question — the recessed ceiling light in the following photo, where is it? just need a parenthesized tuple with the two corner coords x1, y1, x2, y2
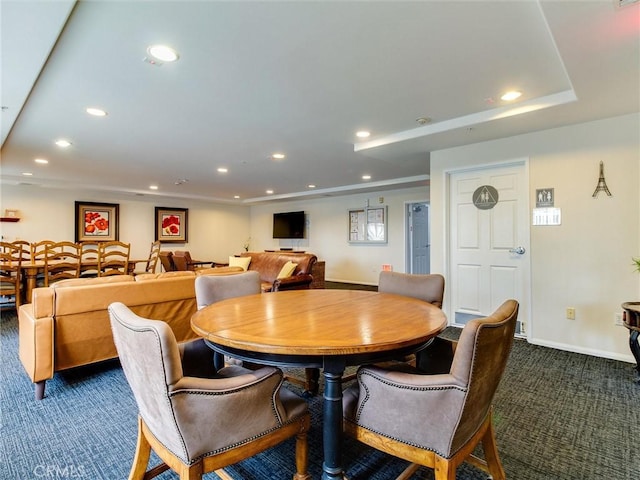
(266, 189, 274, 194)
(234, 195, 240, 199)
(271, 153, 285, 159)
(356, 131, 370, 138)
(307, 184, 316, 188)
(86, 107, 107, 117)
(149, 185, 159, 190)
(34, 158, 49, 164)
(217, 167, 228, 173)
(55, 139, 71, 147)
(147, 45, 179, 63)
(362, 175, 371, 180)
(22, 172, 33, 176)
(501, 91, 522, 101)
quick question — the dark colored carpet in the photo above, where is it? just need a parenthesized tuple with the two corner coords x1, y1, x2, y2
(1, 305, 638, 479)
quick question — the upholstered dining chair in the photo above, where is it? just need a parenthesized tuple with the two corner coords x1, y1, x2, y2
(343, 299, 519, 480)
(97, 241, 130, 276)
(195, 271, 261, 369)
(0, 241, 23, 307)
(378, 271, 445, 307)
(43, 241, 81, 286)
(378, 271, 445, 368)
(158, 250, 176, 272)
(195, 272, 319, 392)
(108, 302, 311, 480)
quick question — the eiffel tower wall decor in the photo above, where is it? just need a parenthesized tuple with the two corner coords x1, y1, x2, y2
(592, 161, 612, 198)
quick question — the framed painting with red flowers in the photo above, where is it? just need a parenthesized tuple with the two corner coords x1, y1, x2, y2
(155, 207, 188, 243)
(75, 201, 119, 242)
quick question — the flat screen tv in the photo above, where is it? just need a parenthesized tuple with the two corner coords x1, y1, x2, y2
(273, 211, 305, 239)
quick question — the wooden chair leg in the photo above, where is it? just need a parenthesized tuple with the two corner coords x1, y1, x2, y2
(304, 368, 319, 395)
(129, 417, 152, 480)
(293, 429, 312, 480)
(395, 463, 421, 480)
(177, 460, 203, 480)
(480, 420, 506, 480)
(434, 456, 457, 480)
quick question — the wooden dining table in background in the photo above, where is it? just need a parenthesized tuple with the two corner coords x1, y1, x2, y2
(18, 258, 145, 303)
(191, 289, 447, 480)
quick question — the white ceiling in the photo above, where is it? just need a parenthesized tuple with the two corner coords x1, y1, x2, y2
(1, 0, 638, 205)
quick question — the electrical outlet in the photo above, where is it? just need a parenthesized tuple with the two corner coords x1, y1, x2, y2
(566, 307, 576, 320)
(614, 312, 624, 326)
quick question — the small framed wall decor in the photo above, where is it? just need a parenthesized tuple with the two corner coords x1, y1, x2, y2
(75, 201, 119, 242)
(155, 207, 188, 243)
(348, 206, 388, 244)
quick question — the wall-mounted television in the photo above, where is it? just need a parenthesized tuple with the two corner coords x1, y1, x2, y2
(273, 211, 305, 239)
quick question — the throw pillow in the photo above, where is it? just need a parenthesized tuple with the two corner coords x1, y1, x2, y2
(228, 256, 251, 271)
(277, 260, 298, 279)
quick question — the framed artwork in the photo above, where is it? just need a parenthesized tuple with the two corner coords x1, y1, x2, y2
(155, 207, 188, 243)
(75, 201, 119, 242)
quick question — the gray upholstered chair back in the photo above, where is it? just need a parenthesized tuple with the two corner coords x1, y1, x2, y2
(195, 270, 261, 310)
(108, 302, 188, 460)
(108, 301, 311, 478)
(378, 271, 445, 308)
(344, 299, 518, 459)
(448, 299, 518, 454)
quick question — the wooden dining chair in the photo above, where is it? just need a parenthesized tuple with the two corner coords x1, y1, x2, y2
(43, 241, 81, 286)
(145, 240, 161, 273)
(0, 241, 23, 308)
(108, 302, 311, 480)
(98, 241, 130, 276)
(30, 240, 55, 287)
(11, 240, 31, 262)
(377, 271, 445, 369)
(195, 271, 261, 369)
(343, 300, 519, 480)
(79, 242, 100, 277)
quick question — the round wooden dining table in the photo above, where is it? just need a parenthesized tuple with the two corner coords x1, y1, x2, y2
(191, 289, 447, 480)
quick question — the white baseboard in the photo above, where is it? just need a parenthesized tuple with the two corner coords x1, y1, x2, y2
(528, 337, 635, 364)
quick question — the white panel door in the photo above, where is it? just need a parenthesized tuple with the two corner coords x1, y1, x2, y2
(449, 162, 529, 335)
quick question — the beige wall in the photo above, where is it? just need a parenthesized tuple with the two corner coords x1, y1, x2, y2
(2, 113, 637, 362)
(248, 186, 429, 285)
(0, 186, 251, 265)
(431, 113, 640, 362)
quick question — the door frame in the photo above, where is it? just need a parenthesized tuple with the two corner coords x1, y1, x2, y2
(443, 158, 531, 339)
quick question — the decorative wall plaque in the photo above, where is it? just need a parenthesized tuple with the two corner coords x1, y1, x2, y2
(473, 185, 499, 210)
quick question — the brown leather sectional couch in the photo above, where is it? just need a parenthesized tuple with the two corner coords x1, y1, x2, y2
(239, 251, 317, 292)
(18, 268, 242, 400)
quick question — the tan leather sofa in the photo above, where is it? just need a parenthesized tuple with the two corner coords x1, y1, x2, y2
(239, 251, 317, 292)
(18, 268, 242, 400)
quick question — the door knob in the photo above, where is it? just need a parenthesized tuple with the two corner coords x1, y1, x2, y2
(509, 246, 526, 255)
